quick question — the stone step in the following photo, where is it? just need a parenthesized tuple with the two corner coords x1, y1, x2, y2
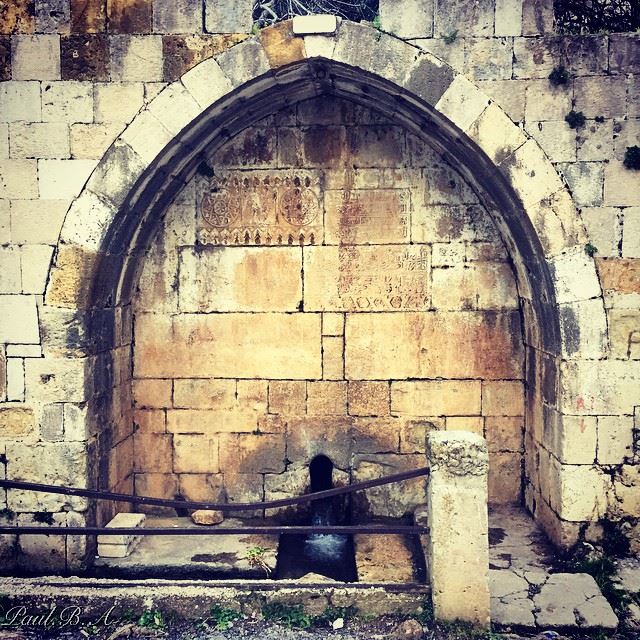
(354, 533, 424, 583)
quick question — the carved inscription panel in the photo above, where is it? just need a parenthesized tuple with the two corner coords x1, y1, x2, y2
(196, 170, 323, 246)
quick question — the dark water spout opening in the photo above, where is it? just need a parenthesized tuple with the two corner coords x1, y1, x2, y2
(276, 455, 357, 581)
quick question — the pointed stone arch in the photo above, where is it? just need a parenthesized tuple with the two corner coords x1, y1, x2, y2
(41, 19, 607, 549)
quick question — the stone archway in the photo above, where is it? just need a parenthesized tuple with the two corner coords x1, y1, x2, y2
(39, 19, 606, 557)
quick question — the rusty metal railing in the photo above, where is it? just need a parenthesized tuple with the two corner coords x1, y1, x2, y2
(0, 466, 430, 536)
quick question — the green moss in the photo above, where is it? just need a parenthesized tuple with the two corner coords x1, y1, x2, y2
(565, 110, 586, 129)
(443, 29, 458, 44)
(207, 604, 242, 631)
(262, 603, 312, 629)
(549, 65, 570, 86)
(585, 243, 598, 257)
(623, 145, 640, 170)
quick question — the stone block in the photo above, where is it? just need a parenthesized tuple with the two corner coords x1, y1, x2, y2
(178, 246, 302, 312)
(132, 379, 171, 409)
(69, 122, 123, 159)
(392, 380, 481, 417)
(118, 108, 172, 166)
(180, 56, 232, 110)
(0, 159, 37, 198)
(70, 0, 105, 33)
(94, 81, 144, 123)
(223, 471, 263, 507)
(0, 295, 39, 343)
(484, 416, 522, 452)
(548, 247, 602, 304)
(580, 207, 620, 257)
(555, 415, 597, 465)
(597, 415, 633, 465)
(412, 203, 493, 244)
(307, 381, 347, 416)
(110, 35, 163, 82)
(0, 406, 34, 438)
(524, 81, 572, 123)
(435, 74, 490, 133)
(205, 0, 252, 33)
(379, 0, 432, 38)
(464, 38, 513, 82)
(134, 472, 178, 513)
(0, 0, 35, 33)
(134, 312, 322, 379)
(304, 245, 430, 312)
(35, 0, 71, 34)
(0, 199, 8, 243)
(426, 431, 490, 625)
(446, 416, 484, 435)
(173, 378, 235, 410)
(38, 159, 96, 199)
(287, 416, 353, 469)
(322, 312, 344, 336)
(178, 473, 223, 502)
(0, 36, 9, 80)
(346, 311, 523, 381)
(0, 245, 20, 293)
(322, 335, 343, 380)
(0, 123, 6, 157)
(352, 417, 401, 454)
(576, 118, 613, 162)
(292, 14, 337, 36)
(219, 433, 285, 474)
(467, 102, 527, 165)
(559, 298, 608, 359)
(97, 512, 145, 546)
(9, 122, 70, 158)
(557, 161, 604, 207)
(259, 20, 305, 69)
(20, 244, 55, 294)
(106, 0, 151, 33)
(24, 355, 87, 404)
(6, 357, 24, 401)
(574, 76, 627, 119)
(167, 408, 264, 434)
(174, 434, 218, 473)
(0, 82, 41, 122)
(549, 462, 609, 522)
(42, 81, 93, 123)
(432, 263, 519, 311)
(522, 0, 553, 35)
(609, 309, 640, 359)
(604, 160, 640, 207)
(12, 35, 60, 80)
(609, 33, 640, 74)
(146, 82, 201, 136)
(216, 38, 270, 89)
(268, 380, 306, 415)
(133, 409, 166, 433)
(526, 120, 576, 163)
(163, 34, 244, 82)
(488, 451, 522, 504)
(324, 188, 410, 245)
(348, 381, 389, 417)
(482, 381, 524, 417)
(495, 0, 522, 35)
(596, 258, 640, 295)
(434, 0, 494, 37)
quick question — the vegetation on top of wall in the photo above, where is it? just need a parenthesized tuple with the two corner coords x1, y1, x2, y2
(252, 0, 378, 28)
(623, 146, 640, 170)
(555, 0, 640, 34)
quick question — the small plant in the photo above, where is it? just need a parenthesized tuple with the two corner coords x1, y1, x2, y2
(565, 110, 586, 129)
(585, 242, 598, 257)
(138, 609, 166, 630)
(443, 29, 458, 44)
(595, 115, 605, 123)
(623, 145, 640, 170)
(251, 22, 261, 35)
(549, 65, 570, 86)
(372, 13, 381, 30)
(262, 603, 312, 629)
(0, 507, 14, 520)
(316, 605, 356, 625)
(245, 545, 271, 576)
(207, 604, 242, 631)
(414, 598, 434, 625)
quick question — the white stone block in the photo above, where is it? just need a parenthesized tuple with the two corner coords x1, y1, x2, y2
(6, 358, 25, 402)
(9, 122, 70, 159)
(0, 123, 8, 158)
(205, 0, 253, 33)
(94, 82, 145, 124)
(379, 0, 433, 38)
(24, 357, 88, 404)
(38, 159, 97, 199)
(20, 245, 55, 294)
(11, 35, 61, 80)
(147, 82, 202, 136)
(604, 160, 640, 207)
(495, 0, 523, 35)
(581, 207, 621, 258)
(69, 122, 123, 159)
(98, 512, 146, 546)
(622, 207, 640, 257)
(111, 36, 164, 82)
(0, 246, 22, 293)
(558, 162, 604, 207)
(468, 102, 527, 165)
(597, 415, 634, 465)
(42, 82, 94, 123)
(6, 344, 42, 357)
(526, 120, 577, 163)
(0, 295, 40, 344)
(180, 58, 233, 111)
(153, 0, 202, 33)
(556, 415, 597, 465)
(0, 199, 10, 243)
(0, 160, 38, 199)
(0, 82, 42, 122)
(435, 74, 490, 133)
(549, 247, 602, 304)
(559, 298, 608, 359)
(118, 109, 171, 166)
(58, 190, 116, 250)
(303, 34, 337, 59)
(292, 14, 338, 35)
(10, 199, 69, 244)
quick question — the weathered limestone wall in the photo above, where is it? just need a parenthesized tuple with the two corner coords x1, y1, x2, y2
(130, 96, 525, 516)
(0, 0, 637, 571)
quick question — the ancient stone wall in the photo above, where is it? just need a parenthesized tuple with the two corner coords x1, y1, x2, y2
(130, 96, 525, 517)
(0, 0, 637, 570)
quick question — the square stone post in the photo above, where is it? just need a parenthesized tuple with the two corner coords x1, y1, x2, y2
(426, 431, 490, 626)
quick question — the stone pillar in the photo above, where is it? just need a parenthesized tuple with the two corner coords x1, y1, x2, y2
(426, 431, 490, 626)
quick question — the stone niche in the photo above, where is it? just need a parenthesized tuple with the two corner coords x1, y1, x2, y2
(129, 95, 525, 519)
